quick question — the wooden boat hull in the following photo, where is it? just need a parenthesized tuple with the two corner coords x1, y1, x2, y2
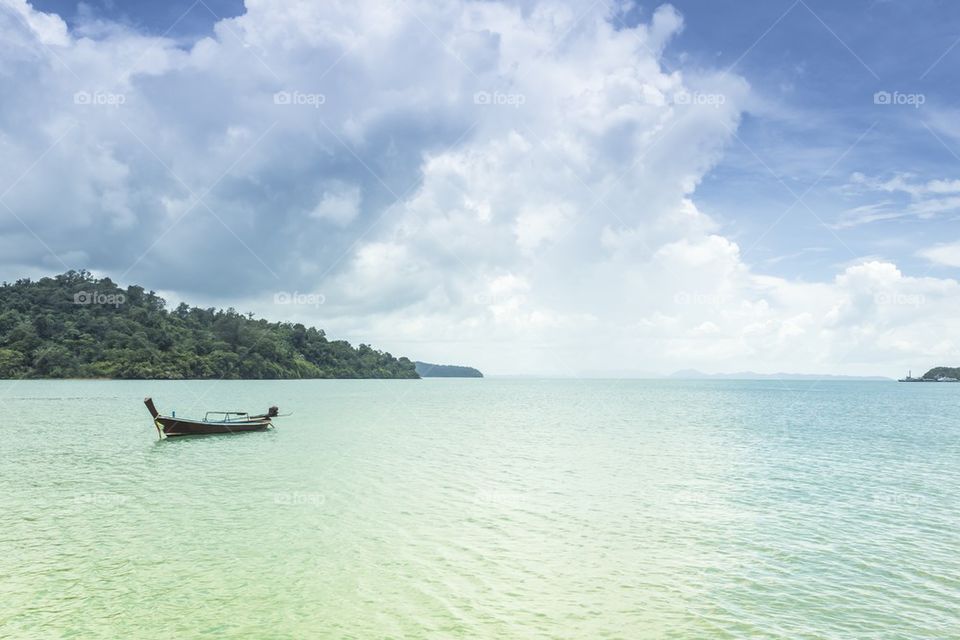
(156, 416, 272, 437)
(144, 398, 278, 437)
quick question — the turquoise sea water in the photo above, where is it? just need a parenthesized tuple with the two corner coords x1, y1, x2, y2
(1, 379, 958, 638)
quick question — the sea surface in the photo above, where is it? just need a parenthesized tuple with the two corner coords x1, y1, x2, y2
(1, 379, 958, 639)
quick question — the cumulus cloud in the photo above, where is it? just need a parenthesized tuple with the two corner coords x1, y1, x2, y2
(0, 0, 957, 375)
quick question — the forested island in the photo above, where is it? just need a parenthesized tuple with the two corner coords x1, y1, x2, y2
(0, 271, 419, 379)
(414, 361, 484, 378)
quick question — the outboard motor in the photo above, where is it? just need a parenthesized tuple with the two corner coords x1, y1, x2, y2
(268, 406, 280, 418)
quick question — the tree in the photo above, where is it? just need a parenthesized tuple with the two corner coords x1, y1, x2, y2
(0, 273, 420, 379)
(0, 348, 25, 378)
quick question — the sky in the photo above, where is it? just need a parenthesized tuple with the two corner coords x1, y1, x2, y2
(2, 0, 960, 376)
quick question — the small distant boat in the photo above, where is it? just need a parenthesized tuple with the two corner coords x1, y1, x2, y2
(144, 397, 281, 437)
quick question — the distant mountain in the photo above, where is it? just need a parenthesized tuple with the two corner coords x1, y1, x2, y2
(669, 369, 891, 381)
(414, 361, 483, 378)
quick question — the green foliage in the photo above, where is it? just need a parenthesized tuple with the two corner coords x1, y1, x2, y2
(921, 367, 960, 380)
(0, 271, 420, 380)
(414, 361, 483, 377)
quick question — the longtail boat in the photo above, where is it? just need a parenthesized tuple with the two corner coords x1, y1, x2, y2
(144, 397, 280, 437)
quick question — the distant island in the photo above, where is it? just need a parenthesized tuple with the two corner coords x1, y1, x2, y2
(414, 361, 483, 378)
(898, 367, 960, 382)
(0, 271, 418, 379)
(670, 369, 891, 381)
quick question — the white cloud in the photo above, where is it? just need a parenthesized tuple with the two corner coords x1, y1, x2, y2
(0, 0, 957, 376)
(920, 240, 960, 268)
(839, 172, 960, 228)
(514, 203, 575, 253)
(310, 182, 361, 227)
(4, 0, 69, 46)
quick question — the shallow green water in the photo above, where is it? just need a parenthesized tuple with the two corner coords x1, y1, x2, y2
(1, 379, 958, 638)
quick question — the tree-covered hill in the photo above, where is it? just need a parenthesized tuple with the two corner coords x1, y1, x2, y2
(0, 271, 419, 379)
(414, 361, 483, 378)
(921, 367, 960, 380)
